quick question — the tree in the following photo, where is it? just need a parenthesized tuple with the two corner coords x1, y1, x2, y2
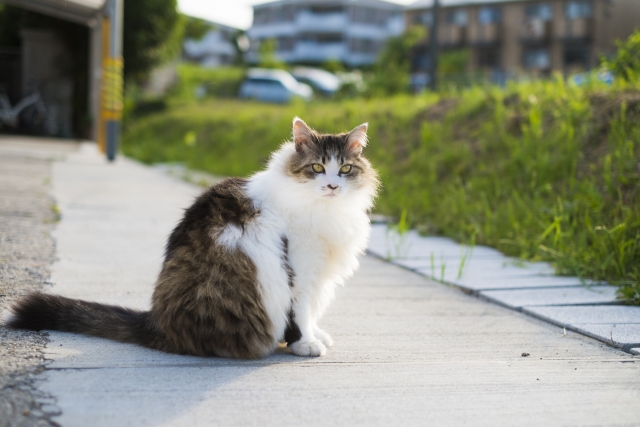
(122, 0, 182, 83)
(232, 30, 250, 66)
(369, 26, 426, 95)
(183, 16, 213, 41)
(322, 59, 344, 74)
(257, 39, 286, 69)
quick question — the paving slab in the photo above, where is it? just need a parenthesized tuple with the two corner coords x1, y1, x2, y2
(399, 258, 555, 277)
(444, 275, 592, 291)
(368, 225, 504, 260)
(523, 305, 640, 325)
(368, 225, 591, 294)
(570, 324, 640, 351)
(480, 286, 619, 309)
(10, 142, 640, 426)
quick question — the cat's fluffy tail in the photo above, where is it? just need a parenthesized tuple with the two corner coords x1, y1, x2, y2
(7, 292, 162, 348)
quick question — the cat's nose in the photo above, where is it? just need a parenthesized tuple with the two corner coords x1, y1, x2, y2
(327, 184, 338, 190)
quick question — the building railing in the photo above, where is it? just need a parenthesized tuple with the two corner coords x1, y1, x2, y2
(471, 23, 502, 46)
(295, 11, 347, 31)
(438, 25, 468, 47)
(558, 18, 594, 42)
(294, 42, 345, 61)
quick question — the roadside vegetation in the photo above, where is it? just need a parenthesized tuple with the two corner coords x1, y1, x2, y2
(123, 32, 640, 304)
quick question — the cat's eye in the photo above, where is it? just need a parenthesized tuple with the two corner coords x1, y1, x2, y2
(311, 164, 325, 174)
(340, 165, 352, 174)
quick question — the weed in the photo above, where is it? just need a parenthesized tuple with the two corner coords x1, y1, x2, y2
(457, 232, 476, 279)
(50, 203, 61, 222)
(386, 209, 411, 259)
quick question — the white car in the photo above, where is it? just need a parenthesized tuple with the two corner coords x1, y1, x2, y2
(292, 67, 341, 96)
(239, 69, 313, 103)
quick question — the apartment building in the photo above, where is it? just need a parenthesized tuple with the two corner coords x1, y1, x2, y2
(407, 0, 640, 87)
(247, 0, 405, 66)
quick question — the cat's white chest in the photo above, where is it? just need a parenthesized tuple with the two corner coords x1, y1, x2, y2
(286, 208, 370, 285)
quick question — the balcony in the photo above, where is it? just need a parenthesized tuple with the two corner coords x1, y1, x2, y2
(558, 18, 593, 42)
(293, 42, 346, 62)
(295, 12, 347, 33)
(472, 23, 502, 47)
(520, 19, 552, 45)
(438, 25, 467, 48)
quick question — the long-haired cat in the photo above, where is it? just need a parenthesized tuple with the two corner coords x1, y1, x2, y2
(7, 118, 379, 358)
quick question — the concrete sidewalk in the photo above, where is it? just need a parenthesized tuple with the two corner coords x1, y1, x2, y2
(367, 225, 640, 354)
(3, 140, 640, 426)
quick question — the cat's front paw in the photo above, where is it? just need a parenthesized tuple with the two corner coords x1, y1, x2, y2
(314, 328, 334, 347)
(289, 339, 327, 357)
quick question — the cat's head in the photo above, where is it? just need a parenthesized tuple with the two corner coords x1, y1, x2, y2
(284, 117, 379, 200)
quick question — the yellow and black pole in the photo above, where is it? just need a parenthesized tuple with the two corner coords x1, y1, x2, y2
(101, 0, 124, 161)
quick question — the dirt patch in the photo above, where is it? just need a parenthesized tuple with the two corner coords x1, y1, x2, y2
(577, 91, 640, 203)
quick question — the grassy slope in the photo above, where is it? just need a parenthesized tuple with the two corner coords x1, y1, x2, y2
(123, 79, 640, 303)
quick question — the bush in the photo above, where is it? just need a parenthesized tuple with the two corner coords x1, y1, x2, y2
(603, 29, 640, 83)
(169, 64, 245, 101)
(368, 26, 426, 96)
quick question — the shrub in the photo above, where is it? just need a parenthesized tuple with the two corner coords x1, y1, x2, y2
(603, 29, 640, 83)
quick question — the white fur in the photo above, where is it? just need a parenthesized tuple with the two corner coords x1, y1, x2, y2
(2, 309, 16, 325)
(215, 224, 243, 250)
(245, 142, 376, 357)
(233, 206, 292, 351)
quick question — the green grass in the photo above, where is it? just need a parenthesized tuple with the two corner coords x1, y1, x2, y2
(123, 75, 640, 304)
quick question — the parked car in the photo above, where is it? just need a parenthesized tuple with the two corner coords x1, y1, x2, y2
(291, 67, 341, 96)
(239, 69, 312, 103)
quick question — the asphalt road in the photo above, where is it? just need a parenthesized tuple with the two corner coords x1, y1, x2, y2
(0, 138, 77, 427)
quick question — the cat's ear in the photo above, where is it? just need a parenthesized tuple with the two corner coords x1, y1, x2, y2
(292, 117, 313, 153)
(347, 123, 368, 155)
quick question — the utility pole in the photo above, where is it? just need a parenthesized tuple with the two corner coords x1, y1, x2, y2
(429, 0, 440, 91)
(103, 0, 124, 162)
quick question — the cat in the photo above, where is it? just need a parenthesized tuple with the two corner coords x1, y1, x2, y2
(7, 117, 379, 359)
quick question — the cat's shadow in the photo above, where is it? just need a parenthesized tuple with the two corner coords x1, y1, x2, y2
(42, 332, 317, 425)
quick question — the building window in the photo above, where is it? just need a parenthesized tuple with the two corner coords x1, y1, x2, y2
(352, 7, 376, 23)
(253, 9, 266, 24)
(566, 1, 592, 19)
(309, 6, 344, 14)
(525, 4, 552, 21)
(446, 9, 468, 26)
(413, 11, 433, 26)
(564, 46, 590, 70)
(282, 5, 296, 20)
(350, 6, 390, 25)
(412, 53, 431, 71)
(478, 6, 502, 24)
(301, 33, 343, 44)
(277, 37, 294, 52)
(349, 38, 379, 54)
(317, 34, 343, 44)
(477, 48, 500, 69)
(523, 48, 550, 69)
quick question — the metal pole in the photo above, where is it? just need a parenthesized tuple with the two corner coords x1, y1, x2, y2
(430, 0, 440, 91)
(104, 0, 124, 162)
